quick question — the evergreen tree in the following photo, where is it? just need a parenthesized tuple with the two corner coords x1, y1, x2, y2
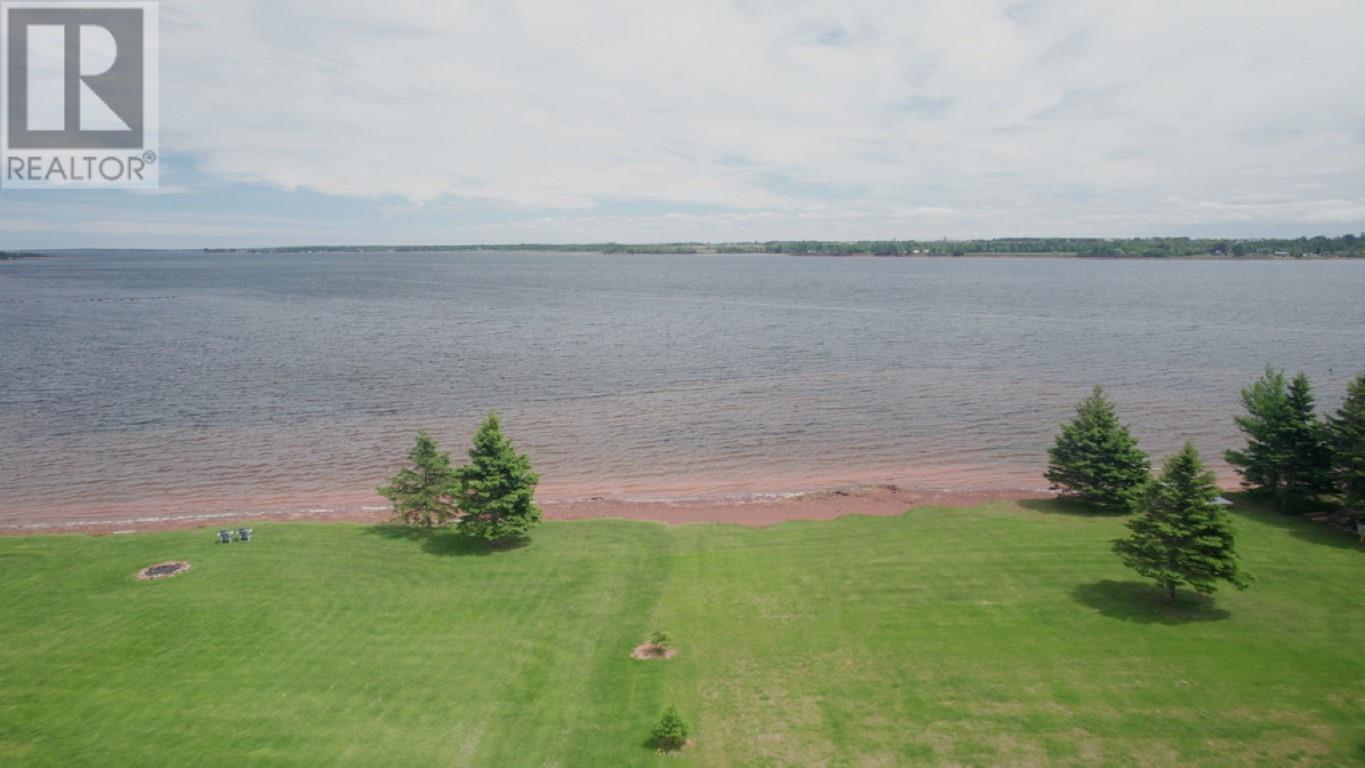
(1328, 372, 1365, 521)
(1045, 386, 1151, 510)
(377, 432, 457, 528)
(1226, 367, 1292, 499)
(651, 705, 690, 751)
(1280, 372, 1335, 512)
(1114, 442, 1250, 601)
(454, 411, 542, 542)
(1226, 368, 1334, 512)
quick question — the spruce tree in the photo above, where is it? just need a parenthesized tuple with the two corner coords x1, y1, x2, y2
(1227, 368, 1334, 512)
(1045, 386, 1151, 511)
(651, 705, 690, 751)
(1114, 442, 1250, 601)
(454, 411, 542, 542)
(377, 432, 457, 528)
(1226, 367, 1292, 499)
(1280, 372, 1334, 512)
(1329, 371, 1365, 521)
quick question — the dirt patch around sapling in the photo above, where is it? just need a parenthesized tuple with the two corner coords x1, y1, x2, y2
(631, 643, 677, 660)
(136, 560, 190, 580)
(654, 738, 694, 755)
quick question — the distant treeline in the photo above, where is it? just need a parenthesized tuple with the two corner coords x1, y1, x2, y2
(0, 251, 46, 260)
(209, 234, 1365, 258)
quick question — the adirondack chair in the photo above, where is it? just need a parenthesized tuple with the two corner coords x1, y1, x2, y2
(237, 527, 253, 542)
(217, 529, 232, 544)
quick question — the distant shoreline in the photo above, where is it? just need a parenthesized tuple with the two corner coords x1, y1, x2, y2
(7, 239, 1362, 259)
(198, 234, 1365, 259)
(195, 249, 1360, 260)
(789, 251, 1339, 260)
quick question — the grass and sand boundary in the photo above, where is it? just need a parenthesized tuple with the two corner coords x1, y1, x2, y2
(0, 483, 1052, 535)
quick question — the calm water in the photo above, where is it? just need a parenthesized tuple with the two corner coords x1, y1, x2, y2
(2, 251, 1363, 526)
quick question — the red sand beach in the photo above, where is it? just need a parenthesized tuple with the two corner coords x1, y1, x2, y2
(0, 483, 1058, 536)
(0, 459, 1246, 536)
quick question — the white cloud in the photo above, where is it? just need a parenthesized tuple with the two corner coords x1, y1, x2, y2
(20, 0, 1365, 243)
(0, 198, 332, 238)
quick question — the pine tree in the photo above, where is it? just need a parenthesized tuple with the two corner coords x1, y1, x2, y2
(454, 411, 541, 542)
(651, 705, 690, 751)
(1328, 371, 1365, 521)
(377, 432, 457, 528)
(1227, 368, 1334, 513)
(1226, 367, 1292, 500)
(1114, 442, 1250, 601)
(1280, 372, 1334, 512)
(1045, 386, 1151, 511)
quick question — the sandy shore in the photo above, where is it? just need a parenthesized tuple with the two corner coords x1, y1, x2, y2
(0, 484, 1056, 536)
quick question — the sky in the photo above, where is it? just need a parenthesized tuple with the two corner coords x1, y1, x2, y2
(4, 0, 1365, 249)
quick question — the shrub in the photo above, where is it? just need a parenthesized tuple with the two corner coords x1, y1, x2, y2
(649, 630, 672, 648)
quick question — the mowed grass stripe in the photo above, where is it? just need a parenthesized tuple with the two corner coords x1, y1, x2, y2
(0, 498, 1361, 766)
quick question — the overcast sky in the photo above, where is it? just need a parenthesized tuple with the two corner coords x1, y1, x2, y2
(5, 0, 1365, 248)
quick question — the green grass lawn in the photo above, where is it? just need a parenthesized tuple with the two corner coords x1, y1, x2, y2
(1, 498, 1361, 766)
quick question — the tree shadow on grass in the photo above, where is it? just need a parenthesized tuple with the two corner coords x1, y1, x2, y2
(361, 525, 530, 557)
(1221, 492, 1362, 552)
(1071, 580, 1231, 625)
(639, 737, 688, 755)
(1018, 497, 1128, 518)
